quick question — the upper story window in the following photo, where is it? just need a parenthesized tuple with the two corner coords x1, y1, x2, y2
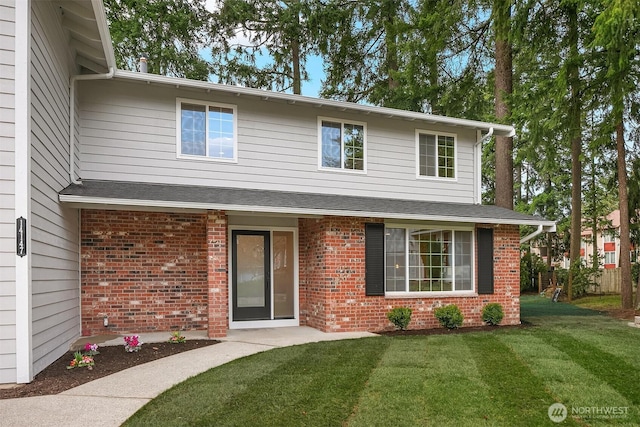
(318, 117, 366, 172)
(416, 130, 456, 179)
(603, 229, 616, 243)
(177, 98, 237, 162)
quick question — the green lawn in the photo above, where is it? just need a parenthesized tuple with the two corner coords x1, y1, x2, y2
(124, 296, 640, 426)
(571, 293, 626, 311)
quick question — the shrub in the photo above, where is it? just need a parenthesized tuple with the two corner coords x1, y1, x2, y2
(434, 304, 463, 329)
(482, 303, 504, 326)
(387, 307, 412, 330)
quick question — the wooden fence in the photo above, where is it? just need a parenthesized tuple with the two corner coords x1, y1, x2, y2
(590, 268, 621, 294)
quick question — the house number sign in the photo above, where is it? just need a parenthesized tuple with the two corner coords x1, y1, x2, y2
(16, 217, 27, 257)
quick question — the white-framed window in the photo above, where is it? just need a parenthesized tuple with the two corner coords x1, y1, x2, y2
(385, 226, 473, 293)
(416, 130, 456, 179)
(176, 98, 237, 162)
(604, 251, 616, 265)
(603, 229, 616, 243)
(318, 117, 366, 172)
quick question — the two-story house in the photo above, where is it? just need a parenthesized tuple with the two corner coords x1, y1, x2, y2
(0, 0, 555, 384)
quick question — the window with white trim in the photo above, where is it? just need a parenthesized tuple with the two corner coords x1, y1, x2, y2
(603, 229, 616, 243)
(177, 99, 237, 161)
(604, 251, 616, 265)
(319, 118, 366, 171)
(417, 131, 456, 178)
(385, 227, 473, 293)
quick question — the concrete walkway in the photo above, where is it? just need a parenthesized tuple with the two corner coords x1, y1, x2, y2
(0, 327, 376, 427)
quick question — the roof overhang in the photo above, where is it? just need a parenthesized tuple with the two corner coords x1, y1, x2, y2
(59, 180, 555, 229)
(57, 0, 116, 74)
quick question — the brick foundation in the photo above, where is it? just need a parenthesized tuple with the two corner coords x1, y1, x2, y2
(81, 210, 209, 336)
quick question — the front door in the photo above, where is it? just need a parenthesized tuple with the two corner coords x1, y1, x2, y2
(232, 230, 271, 321)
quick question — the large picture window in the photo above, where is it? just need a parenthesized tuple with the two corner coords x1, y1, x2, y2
(319, 118, 366, 171)
(385, 227, 473, 293)
(417, 131, 456, 178)
(177, 99, 237, 161)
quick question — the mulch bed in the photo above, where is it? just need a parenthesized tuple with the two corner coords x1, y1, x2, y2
(377, 323, 531, 336)
(0, 340, 219, 400)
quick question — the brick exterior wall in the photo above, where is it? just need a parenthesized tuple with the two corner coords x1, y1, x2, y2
(206, 211, 228, 338)
(81, 210, 209, 336)
(81, 209, 520, 337)
(300, 217, 520, 332)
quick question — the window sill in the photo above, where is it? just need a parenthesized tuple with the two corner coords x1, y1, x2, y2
(415, 175, 458, 182)
(385, 291, 477, 299)
(317, 167, 367, 175)
(177, 154, 238, 164)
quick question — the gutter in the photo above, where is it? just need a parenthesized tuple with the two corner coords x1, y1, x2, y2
(520, 223, 556, 244)
(474, 127, 494, 204)
(69, 67, 114, 184)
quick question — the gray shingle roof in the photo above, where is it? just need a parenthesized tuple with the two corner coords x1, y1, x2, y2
(59, 180, 554, 226)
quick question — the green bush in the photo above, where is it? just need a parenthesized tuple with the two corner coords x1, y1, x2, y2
(434, 305, 463, 329)
(482, 303, 504, 326)
(556, 261, 602, 298)
(520, 252, 547, 291)
(387, 307, 412, 330)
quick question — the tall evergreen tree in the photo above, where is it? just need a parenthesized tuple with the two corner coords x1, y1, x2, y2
(592, 0, 640, 309)
(492, 0, 513, 210)
(105, 0, 212, 80)
(209, 0, 318, 94)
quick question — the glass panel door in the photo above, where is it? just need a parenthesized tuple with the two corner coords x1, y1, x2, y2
(273, 231, 295, 319)
(232, 231, 270, 321)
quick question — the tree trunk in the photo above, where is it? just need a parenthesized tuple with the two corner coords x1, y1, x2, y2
(616, 121, 633, 309)
(591, 155, 598, 268)
(292, 38, 301, 95)
(493, 0, 513, 210)
(567, 4, 581, 301)
(384, 2, 399, 93)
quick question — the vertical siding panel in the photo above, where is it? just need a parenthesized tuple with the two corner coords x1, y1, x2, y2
(0, 0, 16, 384)
(29, 1, 79, 376)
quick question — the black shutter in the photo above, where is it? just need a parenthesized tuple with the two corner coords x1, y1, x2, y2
(365, 223, 385, 296)
(477, 228, 494, 294)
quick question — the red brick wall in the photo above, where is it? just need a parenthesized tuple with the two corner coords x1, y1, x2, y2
(81, 210, 209, 336)
(206, 211, 228, 338)
(300, 218, 521, 332)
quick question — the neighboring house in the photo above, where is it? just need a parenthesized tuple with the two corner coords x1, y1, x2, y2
(580, 210, 638, 269)
(0, 0, 555, 384)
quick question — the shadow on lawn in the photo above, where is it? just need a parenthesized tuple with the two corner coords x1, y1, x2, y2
(520, 295, 603, 322)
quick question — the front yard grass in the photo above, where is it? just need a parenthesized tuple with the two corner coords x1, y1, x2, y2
(124, 296, 640, 426)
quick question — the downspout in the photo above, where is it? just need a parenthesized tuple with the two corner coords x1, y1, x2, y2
(474, 127, 494, 204)
(520, 224, 544, 244)
(69, 67, 114, 185)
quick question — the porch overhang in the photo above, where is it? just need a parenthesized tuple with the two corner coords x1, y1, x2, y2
(59, 180, 555, 229)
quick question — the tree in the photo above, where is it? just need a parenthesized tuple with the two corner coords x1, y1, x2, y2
(492, 0, 513, 210)
(592, 0, 640, 309)
(210, 0, 324, 94)
(105, 0, 212, 80)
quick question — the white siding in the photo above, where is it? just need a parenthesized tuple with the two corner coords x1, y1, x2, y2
(29, 1, 79, 376)
(0, 0, 16, 384)
(79, 80, 477, 204)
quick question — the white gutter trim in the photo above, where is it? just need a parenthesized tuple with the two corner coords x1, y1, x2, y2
(69, 67, 114, 184)
(113, 69, 516, 136)
(474, 127, 494, 204)
(90, 0, 117, 70)
(58, 194, 556, 227)
(520, 223, 557, 244)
